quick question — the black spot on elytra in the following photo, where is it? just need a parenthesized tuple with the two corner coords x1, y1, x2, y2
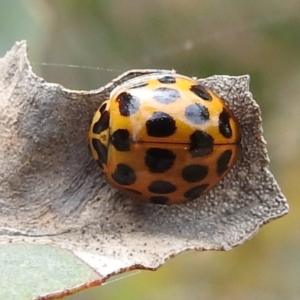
(190, 84, 212, 101)
(111, 163, 137, 186)
(189, 130, 214, 157)
(148, 180, 176, 194)
(217, 149, 233, 176)
(146, 112, 177, 137)
(150, 196, 169, 205)
(117, 92, 140, 117)
(145, 148, 176, 173)
(183, 184, 209, 199)
(182, 164, 208, 183)
(90, 140, 103, 170)
(92, 138, 107, 165)
(219, 108, 232, 139)
(111, 129, 130, 151)
(99, 102, 107, 113)
(189, 145, 213, 157)
(157, 76, 176, 84)
(185, 103, 210, 124)
(153, 87, 181, 104)
(190, 130, 214, 147)
(93, 111, 110, 134)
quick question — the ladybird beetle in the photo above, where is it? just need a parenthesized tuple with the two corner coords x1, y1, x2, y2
(88, 72, 240, 205)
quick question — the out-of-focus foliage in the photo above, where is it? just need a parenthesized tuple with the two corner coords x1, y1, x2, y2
(1, 0, 299, 299)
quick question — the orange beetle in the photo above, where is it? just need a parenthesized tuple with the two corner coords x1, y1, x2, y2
(89, 72, 240, 205)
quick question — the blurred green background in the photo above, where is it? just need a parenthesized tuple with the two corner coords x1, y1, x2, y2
(1, 0, 299, 299)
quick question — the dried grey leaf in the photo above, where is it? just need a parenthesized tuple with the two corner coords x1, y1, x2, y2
(0, 41, 288, 277)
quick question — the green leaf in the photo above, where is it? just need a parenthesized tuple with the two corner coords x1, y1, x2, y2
(0, 244, 101, 300)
